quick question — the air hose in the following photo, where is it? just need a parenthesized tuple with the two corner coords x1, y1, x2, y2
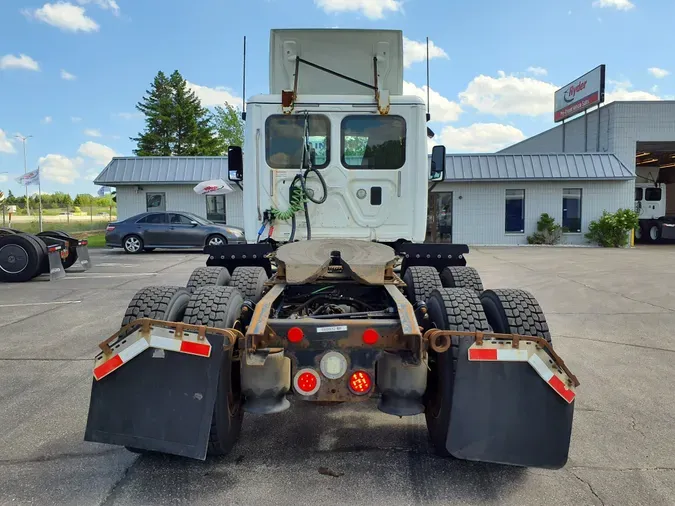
(268, 113, 328, 241)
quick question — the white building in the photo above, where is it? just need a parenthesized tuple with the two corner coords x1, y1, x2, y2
(95, 157, 244, 227)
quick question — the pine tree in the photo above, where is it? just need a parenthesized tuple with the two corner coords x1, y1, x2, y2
(132, 70, 224, 156)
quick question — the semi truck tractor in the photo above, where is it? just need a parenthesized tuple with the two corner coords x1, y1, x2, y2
(84, 29, 578, 469)
(634, 182, 675, 242)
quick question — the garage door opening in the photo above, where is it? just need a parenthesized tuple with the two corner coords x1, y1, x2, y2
(635, 141, 675, 243)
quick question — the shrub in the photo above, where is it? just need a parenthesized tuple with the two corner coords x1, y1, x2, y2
(527, 213, 563, 245)
(585, 208, 639, 247)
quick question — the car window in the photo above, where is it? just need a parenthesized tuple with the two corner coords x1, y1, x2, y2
(169, 213, 194, 225)
(137, 213, 166, 224)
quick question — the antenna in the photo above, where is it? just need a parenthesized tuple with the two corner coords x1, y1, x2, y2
(426, 36, 431, 122)
(242, 36, 247, 121)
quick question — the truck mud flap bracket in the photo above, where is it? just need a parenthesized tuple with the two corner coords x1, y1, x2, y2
(444, 333, 578, 469)
(84, 320, 235, 460)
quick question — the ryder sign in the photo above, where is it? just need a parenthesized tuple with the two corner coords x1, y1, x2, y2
(554, 65, 606, 122)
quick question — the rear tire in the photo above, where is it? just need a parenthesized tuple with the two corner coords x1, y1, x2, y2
(648, 223, 661, 243)
(440, 266, 483, 293)
(120, 285, 191, 456)
(123, 235, 143, 254)
(187, 266, 231, 293)
(480, 289, 552, 344)
(229, 266, 268, 302)
(121, 286, 191, 327)
(402, 266, 442, 304)
(0, 234, 43, 282)
(183, 286, 244, 456)
(424, 288, 489, 456)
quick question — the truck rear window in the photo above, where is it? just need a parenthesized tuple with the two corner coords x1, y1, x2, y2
(645, 187, 662, 201)
(341, 115, 406, 170)
(265, 115, 330, 169)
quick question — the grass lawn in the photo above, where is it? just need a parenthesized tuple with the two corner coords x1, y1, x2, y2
(6, 220, 110, 234)
(70, 232, 106, 248)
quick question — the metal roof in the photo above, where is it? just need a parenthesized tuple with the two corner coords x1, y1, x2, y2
(94, 157, 228, 185)
(442, 153, 634, 182)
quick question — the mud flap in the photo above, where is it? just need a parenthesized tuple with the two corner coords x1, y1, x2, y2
(446, 336, 574, 469)
(76, 242, 92, 270)
(84, 334, 225, 460)
(48, 247, 66, 281)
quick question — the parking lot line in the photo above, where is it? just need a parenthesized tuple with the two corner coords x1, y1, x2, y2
(61, 273, 156, 279)
(0, 300, 82, 308)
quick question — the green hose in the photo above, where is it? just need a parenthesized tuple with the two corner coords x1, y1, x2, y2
(269, 182, 306, 221)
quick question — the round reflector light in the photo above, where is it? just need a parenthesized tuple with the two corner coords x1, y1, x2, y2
(287, 326, 304, 343)
(293, 368, 321, 396)
(349, 370, 373, 395)
(362, 328, 379, 345)
(319, 351, 348, 379)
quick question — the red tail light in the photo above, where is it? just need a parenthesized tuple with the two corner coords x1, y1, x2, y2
(294, 368, 321, 395)
(106, 225, 115, 232)
(362, 328, 379, 345)
(287, 326, 304, 343)
(349, 371, 372, 395)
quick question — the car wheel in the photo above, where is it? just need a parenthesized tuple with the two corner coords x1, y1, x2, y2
(123, 235, 143, 254)
(207, 234, 227, 247)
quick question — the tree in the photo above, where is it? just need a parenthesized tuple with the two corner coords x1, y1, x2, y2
(213, 103, 245, 148)
(132, 70, 224, 156)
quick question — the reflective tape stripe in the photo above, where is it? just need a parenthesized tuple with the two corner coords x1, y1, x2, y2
(93, 354, 123, 380)
(528, 353, 554, 382)
(469, 348, 529, 361)
(118, 338, 149, 362)
(469, 348, 498, 360)
(549, 374, 575, 403)
(180, 341, 211, 357)
(149, 335, 182, 352)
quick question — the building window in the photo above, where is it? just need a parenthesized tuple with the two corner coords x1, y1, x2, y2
(206, 195, 226, 223)
(645, 187, 662, 201)
(505, 189, 525, 233)
(146, 192, 166, 212)
(341, 115, 406, 169)
(562, 188, 582, 233)
(265, 114, 330, 169)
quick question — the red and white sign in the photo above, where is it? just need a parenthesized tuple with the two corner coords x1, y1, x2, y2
(554, 65, 605, 122)
(193, 179, 234, 196)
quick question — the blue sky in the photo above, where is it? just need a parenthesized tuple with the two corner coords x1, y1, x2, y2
(1, 0, 673, 197)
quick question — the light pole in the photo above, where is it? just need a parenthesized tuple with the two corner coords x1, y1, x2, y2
(0, 171, 7, 226)
(15, 134, 32, 216)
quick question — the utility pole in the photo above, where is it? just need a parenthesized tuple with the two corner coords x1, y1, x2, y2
(15, 134, 32, 216)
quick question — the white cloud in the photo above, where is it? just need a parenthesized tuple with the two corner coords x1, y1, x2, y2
(313, 0, 402, 19)
(593, 0, 635, 10)
(438, 123, 526, 153)
(60, 69, 76, 80)
(71, 116, 82, 122)
(0, 53, 40, 71)
(23, 2, 100, 33)
(0, 129, 15, 154)
(651, 85, 659, 93)
(402, 81, 462, 123)
(41, 116, 53, 124)
(39, 154, 83, 184)
(402, 37, 448, 68)
(77, 141, 119, 165)
(459, 72, 558, 116)
(114, 112, 142, 120)
(0, 174, 8, 183)
(648, 67, 670, 79)
(186, 81, 243, 109)
(76, 0, 119, 15)
(605, 80, 661, 103)
(527, 66, 548, 76)
(84, 128, 102, 137)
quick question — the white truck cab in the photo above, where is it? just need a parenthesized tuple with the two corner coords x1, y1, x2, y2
(227, 29, 444, 245)
(634, 182, 675, 242)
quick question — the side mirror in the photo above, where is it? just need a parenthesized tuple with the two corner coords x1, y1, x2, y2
(190, 220, 199, 226)
(228, 146, 243, 182)
(430, 145, 446, 182)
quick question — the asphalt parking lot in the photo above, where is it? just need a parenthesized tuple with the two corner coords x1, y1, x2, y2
(1, 246, 675, 506)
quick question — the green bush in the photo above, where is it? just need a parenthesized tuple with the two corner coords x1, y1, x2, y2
(527, 213, 563, 245)
(585, 209, 639, 247)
